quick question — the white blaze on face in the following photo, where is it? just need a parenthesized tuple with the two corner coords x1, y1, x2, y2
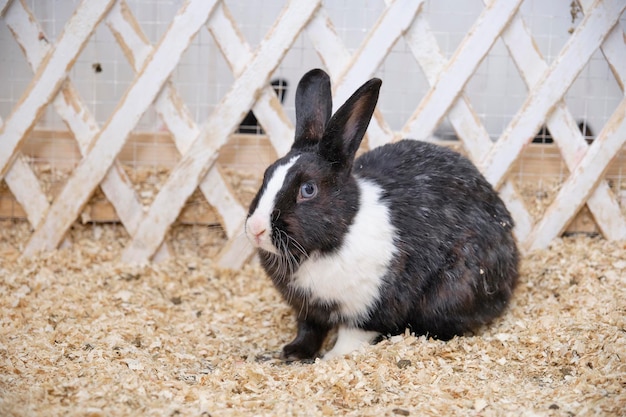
(245, 155, 300, 254)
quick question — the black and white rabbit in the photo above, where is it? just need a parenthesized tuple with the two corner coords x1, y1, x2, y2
(245, 69, 519, 360)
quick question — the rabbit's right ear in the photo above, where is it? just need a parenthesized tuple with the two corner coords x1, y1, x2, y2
(293, 69, 332, 150)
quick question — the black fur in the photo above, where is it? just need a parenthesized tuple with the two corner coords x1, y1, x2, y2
(354, 139, 518, 340)
(247, 69, 519, 360)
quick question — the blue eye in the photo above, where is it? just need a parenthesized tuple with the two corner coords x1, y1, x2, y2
(299, 181, 318, 200)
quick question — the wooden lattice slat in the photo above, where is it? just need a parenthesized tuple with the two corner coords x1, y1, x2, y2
(2, 0, 72, 228)
(401, 0, 524, 141)
(208, 2, 294, 157)
(0, 1, 115, 179)
(4, 0, 160, 261)
(526, 98, 626, 251)
(121, 0, 322, 263)
(23, 0, 220, 257)
(0, 0, 624, 267)
(492, 0, 626, 243)
(107, 0, 245, 244)
(481, 0, 626, 189)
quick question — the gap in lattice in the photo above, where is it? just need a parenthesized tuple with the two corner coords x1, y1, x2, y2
(71, 22, 134, 126)
(125, 0, 182, 45)
(376, 35, 430, 133)
(519, 0, 583, 66)
(222, 0, 286, 49)
(323, 0, 386, 53)
(564, 48, 624, 143)
(464, 37, 528, 142)
(511, 144, 570, 222)
(423, 0, 484, 60)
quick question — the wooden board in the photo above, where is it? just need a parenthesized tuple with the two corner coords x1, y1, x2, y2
(3, 131, 624, 237)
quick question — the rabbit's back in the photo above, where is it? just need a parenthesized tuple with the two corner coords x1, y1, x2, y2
(354, 139, 519, 339)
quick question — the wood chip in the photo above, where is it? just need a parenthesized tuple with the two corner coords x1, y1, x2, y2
(0, 220, 624, 416)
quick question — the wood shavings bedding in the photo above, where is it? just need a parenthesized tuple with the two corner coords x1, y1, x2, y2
(0, 220, 624, 416)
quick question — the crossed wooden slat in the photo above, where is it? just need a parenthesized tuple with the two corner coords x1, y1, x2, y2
(480, 0, 626, 189)
(394, 0, 534, 241)
(207, 2, 295, 158)
(307, 0, 423, 149)
(106, 0, 248, 261)
(22, 0, 221, 257)
(3, 0, 173, 259)
(118, 0, 322, 263)
(108, 0, 293, 243)
(0, 1, 114, 179)
(391, 0, 626, 248)
(476, 0, 626, 250)
(1, 0, 625, 266)
(490, 0, 626, 250)
(2, 1, 51, 228)
(400, 0, 524, 142)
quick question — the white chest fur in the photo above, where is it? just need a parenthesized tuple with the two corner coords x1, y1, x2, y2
(292, 178, 397, 325)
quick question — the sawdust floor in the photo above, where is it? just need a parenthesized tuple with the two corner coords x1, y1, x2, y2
(0, 220, 624, 416)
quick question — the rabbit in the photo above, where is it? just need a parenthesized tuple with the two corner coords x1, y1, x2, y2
(245, 69, 519, 361)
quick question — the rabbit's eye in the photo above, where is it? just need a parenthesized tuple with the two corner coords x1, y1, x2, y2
(299, 181, 318, 200)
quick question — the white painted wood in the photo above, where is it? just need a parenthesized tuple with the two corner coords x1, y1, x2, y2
(107, 0, 245, 240)
(0, 0, 115, 179)
(207, 1, 294, 157)
(106, 0, 152, 71)
(579, 0, 626, 91)
(401, 0, 523, 141)
(1, 2, 54, 227)
(5, 0, 163, 259)
(121, 0, 322, 263)
(489, 0, 626, 242)
(23, 0, 220, 257)
(4, 0, 153, 253)
(306, 6, 398, 148)
(405, 13, 498, 156)
(335, 0, 423, 147)
(216, 228, 252, 270)
(306, 8, 351, 80)
(333, 0, 424, 107)
(526, 97, 626, 251)
(480, 0, 626, 189)
(4, 0, 49, 70)
(201, 166, 246, 241)
(544, 110, 626, 241)
(400, 4, 533, 242)
(3, 155, 49, 226)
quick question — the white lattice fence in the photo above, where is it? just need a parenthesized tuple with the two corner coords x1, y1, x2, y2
(0, 0, 625, 268)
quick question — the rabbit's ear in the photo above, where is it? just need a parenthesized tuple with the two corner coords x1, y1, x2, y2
(319, 78, 381, 171)
(293, 69, 332, 149)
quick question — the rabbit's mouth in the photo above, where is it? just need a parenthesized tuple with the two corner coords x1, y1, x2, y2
(245, 217, 278, 254)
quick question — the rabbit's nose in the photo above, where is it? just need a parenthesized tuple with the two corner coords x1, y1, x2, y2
(246, 216, 268, 245)
(251, 228, 267, 246)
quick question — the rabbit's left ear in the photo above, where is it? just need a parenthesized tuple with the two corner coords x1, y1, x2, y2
(293, 69, 332, 150)
(319, 78, 381, 172)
